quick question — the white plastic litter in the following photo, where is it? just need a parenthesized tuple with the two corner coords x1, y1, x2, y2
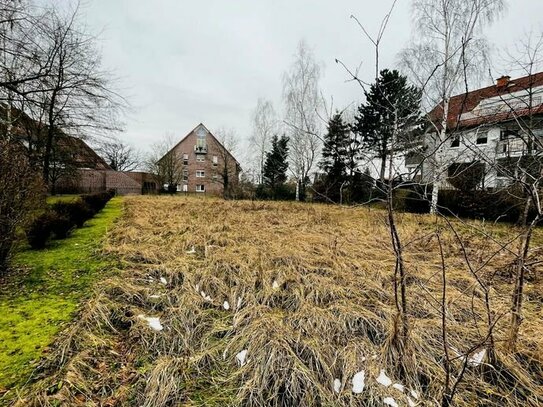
(392, 383, 404, 392)
(236, 349, 248, 366)
(352, 371, 365, 393)
(376, 370, 392, 387)
(237, 297, 242, 309)
(149, 294, 161, 299)
(410, 389, 419, 399)
(186, 246, 196, 254)
(407, 396, 417, 407)
(469, 348, 486, 366)
(195, 284, 200, 292)
(383, 396, 399, 407)
(160, 276, 167, 285)
(272, 280, 280, 289)
(333, 378, 341, 393)
(223, 301, 230, 310)
(138, 315, 163, 331)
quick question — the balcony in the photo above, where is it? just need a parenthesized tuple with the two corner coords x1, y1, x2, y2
(194, 144, 208, 154)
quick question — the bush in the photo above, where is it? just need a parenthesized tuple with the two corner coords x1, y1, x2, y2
(81, 191, 114, 213)
(0, 141, 44, 273)
(50, 214, 75, 239)
(26, 212, 56, 249)
(52, 200, 94, 228)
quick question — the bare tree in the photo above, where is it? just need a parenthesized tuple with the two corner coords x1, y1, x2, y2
(36, 6, 125, 189)
(401, 0, 506, 213)
(249, 98, 277, 185)
(97, 137, 141, 171)
(283, 40, 323, 201)
(213, 127, 240, 199)
(147, 133, 183, 194)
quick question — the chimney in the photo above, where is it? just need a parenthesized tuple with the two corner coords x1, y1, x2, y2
(496, 75, 511, 88)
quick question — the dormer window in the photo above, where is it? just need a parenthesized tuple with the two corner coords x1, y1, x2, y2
(476, 132, 488, 145)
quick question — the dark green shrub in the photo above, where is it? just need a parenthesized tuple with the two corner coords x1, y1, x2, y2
(52, 200, 94, 228)
(26, 212, 55, 249)
(81, 191, 112, 213)
(50, 214, 75, 239)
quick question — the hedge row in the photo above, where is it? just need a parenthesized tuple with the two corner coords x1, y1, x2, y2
(392, 186, 537, 224)
(26, 190, 115, 250)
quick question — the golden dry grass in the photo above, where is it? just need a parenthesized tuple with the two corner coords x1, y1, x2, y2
(15, 195, 543, 406)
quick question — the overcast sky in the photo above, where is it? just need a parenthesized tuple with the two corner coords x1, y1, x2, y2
(81, 0, 543, 162)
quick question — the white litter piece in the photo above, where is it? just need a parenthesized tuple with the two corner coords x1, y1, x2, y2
(376, 370, 392, 387)
(195, 284, 200, 292)
(272, 280, 280, 290)
(392, 383, 404, 392)
(236, 349, 248, 366)
(149, 294, 162, 299)
(137, 315, 163, 331)
(237, 297, 242, 308)
(333, 378, 342, 393)
(223, 301, 230, 310)
(222, 348, 228, 360)
(407, 396, 417, 407)
(468, 348, 486, 367)
(186, 246, 196, 254)
(160, 276, 167, 285)
(383, 396, 399, 407)
(372, 354, 378, 359)
(352, 371, 365, 394)
(361, 356, 366, 362)
(205, 295, 212, 301)
(200, 290, 207, 298)
(410, 389, 419, 399)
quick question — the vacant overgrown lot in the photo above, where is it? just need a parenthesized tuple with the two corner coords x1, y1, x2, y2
(15, 196, 543, 406)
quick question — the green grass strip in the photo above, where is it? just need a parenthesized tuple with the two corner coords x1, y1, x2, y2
(0, 197, 123, 392)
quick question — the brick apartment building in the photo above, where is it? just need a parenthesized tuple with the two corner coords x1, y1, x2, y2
(159, 124, 240, 195)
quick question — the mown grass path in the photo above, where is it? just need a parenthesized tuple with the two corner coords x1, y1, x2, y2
(0, 197, 123, 395)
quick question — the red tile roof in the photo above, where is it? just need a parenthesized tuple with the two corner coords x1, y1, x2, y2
(428, 72, 543, 130)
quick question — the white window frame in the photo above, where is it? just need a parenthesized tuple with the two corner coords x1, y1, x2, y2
(196, 170, 205, 178)
(196, 184, 205, 192)
(196, 154, 205, 162)
(212, 155, 218, 165)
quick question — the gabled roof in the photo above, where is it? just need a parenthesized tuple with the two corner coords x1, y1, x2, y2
(160, 123, 240, 166)
(1, 103, 110, 170)
(428, 72, 543, 131)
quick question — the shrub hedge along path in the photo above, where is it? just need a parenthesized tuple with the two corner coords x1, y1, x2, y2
(0, 197, 123, 396)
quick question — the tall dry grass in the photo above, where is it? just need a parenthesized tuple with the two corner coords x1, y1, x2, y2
(15, 196, 543, 406)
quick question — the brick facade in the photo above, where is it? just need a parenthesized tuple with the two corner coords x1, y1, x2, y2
(56, 169, 159, 195)
(163, 124, 240, 195)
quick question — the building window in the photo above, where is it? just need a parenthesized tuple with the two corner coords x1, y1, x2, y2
(450, 135, 460, 148)
(182, 184, 188, 192)
(212, 155, 218, 166)
(196, 154, 205, 162)
(196, 170, 205, 178)
(500, 129, 519, 140)
(183, 169, 188, 181)
(196, 184, 205, 192)
(476, 132, 488, 145)
(183, 153, 188, 165)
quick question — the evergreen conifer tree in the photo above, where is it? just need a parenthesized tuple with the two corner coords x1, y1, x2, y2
(354, 69, 422, 183)
(263, 135, 289, 198)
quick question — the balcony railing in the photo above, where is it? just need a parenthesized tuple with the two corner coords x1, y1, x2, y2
(194, 145, 208, 154)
